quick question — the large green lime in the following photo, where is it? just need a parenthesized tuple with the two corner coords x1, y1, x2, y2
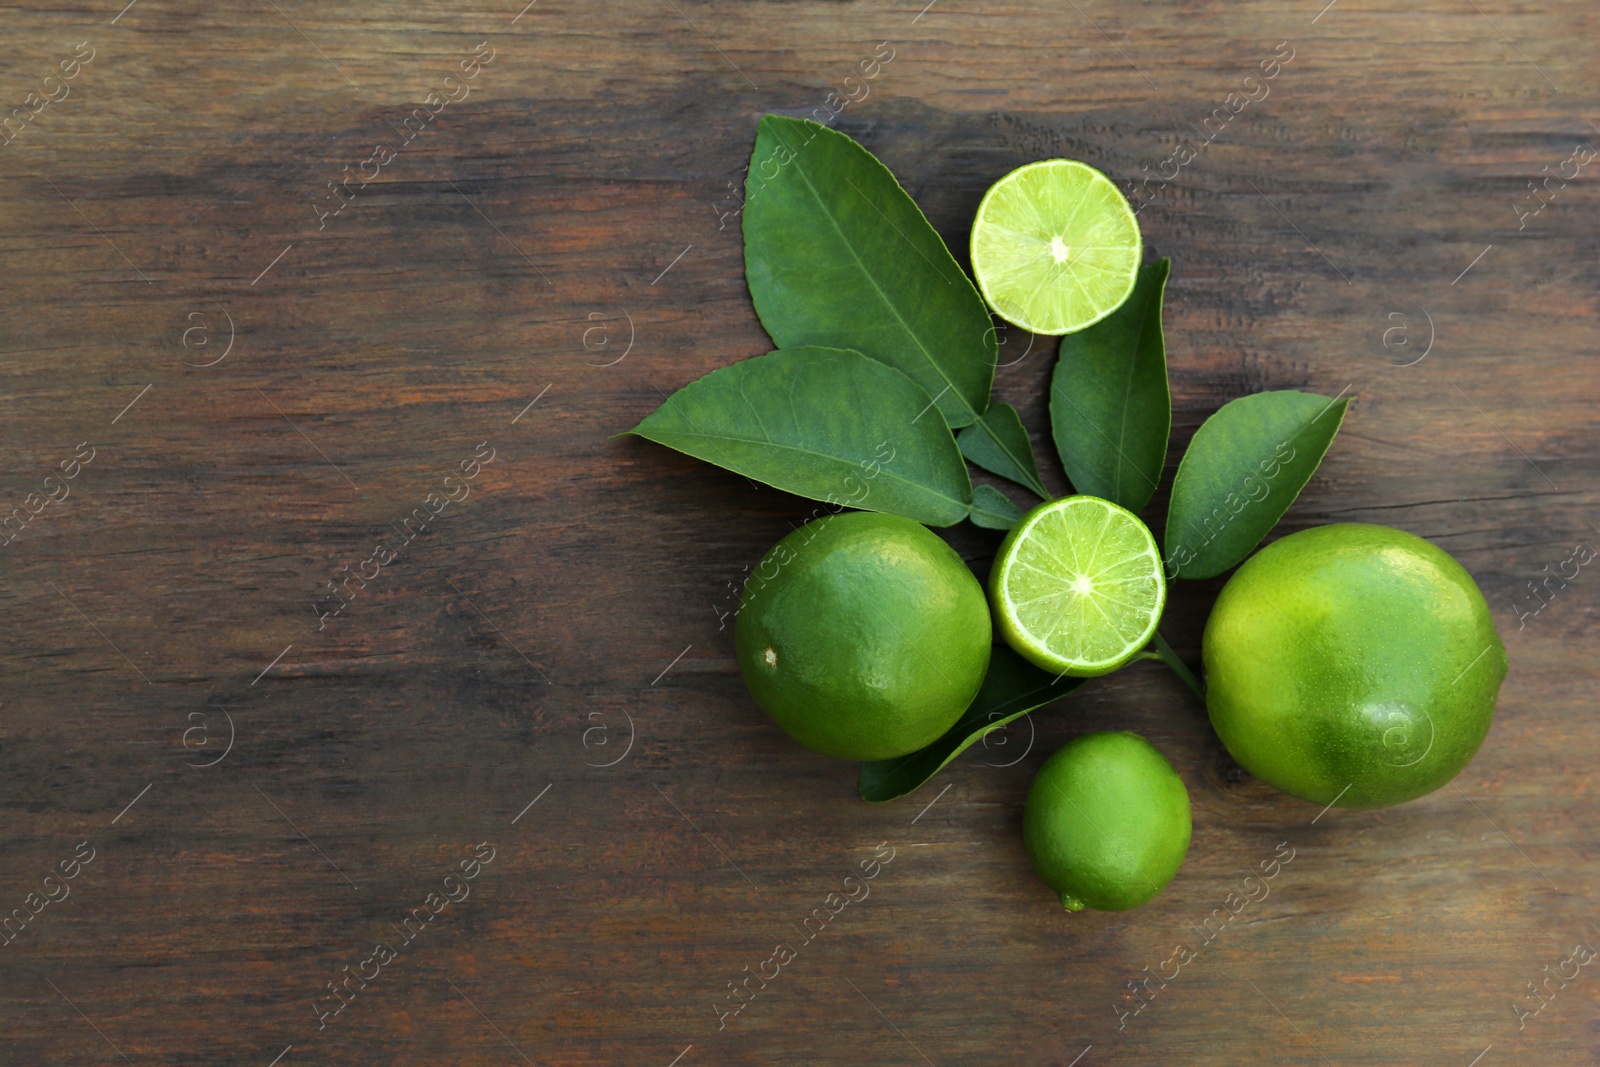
(735, 512, 991, 761)
(1204, 523, 1507, 809)
(1024, 731, 1191, 912)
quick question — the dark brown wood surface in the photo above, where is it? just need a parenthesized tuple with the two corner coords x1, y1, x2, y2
(1, 0, 1596, 1063)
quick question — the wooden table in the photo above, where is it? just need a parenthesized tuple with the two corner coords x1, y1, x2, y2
(1, 1, 1595, 1063)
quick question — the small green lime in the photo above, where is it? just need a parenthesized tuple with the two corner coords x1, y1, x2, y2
(1024, 731, 1191, 912)
(1204, 523, 1507, 809)
(735, 512, 991, 761)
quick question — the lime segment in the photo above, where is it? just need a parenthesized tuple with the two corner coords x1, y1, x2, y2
(971, 160, 1142, 336)
(989, 496, 1166, 676)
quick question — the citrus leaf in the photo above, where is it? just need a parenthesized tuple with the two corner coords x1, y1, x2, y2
(628, 346, 972, 527)
(743, 115, 996, 430)
(968, 484, 1025, 531)
(1049, 258, 1171, 514)
(859, 645, 1086, 803)
(957, 402, 1046, 498)
(1165, 389, 1351, 579)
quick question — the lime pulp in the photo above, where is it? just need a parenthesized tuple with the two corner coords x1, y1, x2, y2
(970, 159, 1142, 336)
(989, 496, 1166, 677)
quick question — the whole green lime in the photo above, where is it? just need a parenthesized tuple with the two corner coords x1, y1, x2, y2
(735, 512, 991, 761)
(1204, 523, 1507, 810)
(1023, 731, 1192, 912)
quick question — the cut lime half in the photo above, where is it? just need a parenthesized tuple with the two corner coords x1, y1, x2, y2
(989, 496, 1166, 676)
(970, 159, 1142, 336)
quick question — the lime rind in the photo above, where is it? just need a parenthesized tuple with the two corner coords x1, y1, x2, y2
(971, 160, 1142, 336)
(991, 496, 1166, 676)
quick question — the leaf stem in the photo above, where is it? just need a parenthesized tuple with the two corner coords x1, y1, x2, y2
(1150, 631, 1203, 702)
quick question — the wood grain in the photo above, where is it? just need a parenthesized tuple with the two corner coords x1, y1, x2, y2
(0, 0, 1596, 1063)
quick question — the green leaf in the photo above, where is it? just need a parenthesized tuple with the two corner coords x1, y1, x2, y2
(1165, 389, 1352, 579)
(968, 484, 1026, 530)
(628, 347, 972, 527)
(743, 115, 996, 430)
(1049, 258, 1171, 515)
(859, 646, 1086, 803)
(957, 402, 1046, 498)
